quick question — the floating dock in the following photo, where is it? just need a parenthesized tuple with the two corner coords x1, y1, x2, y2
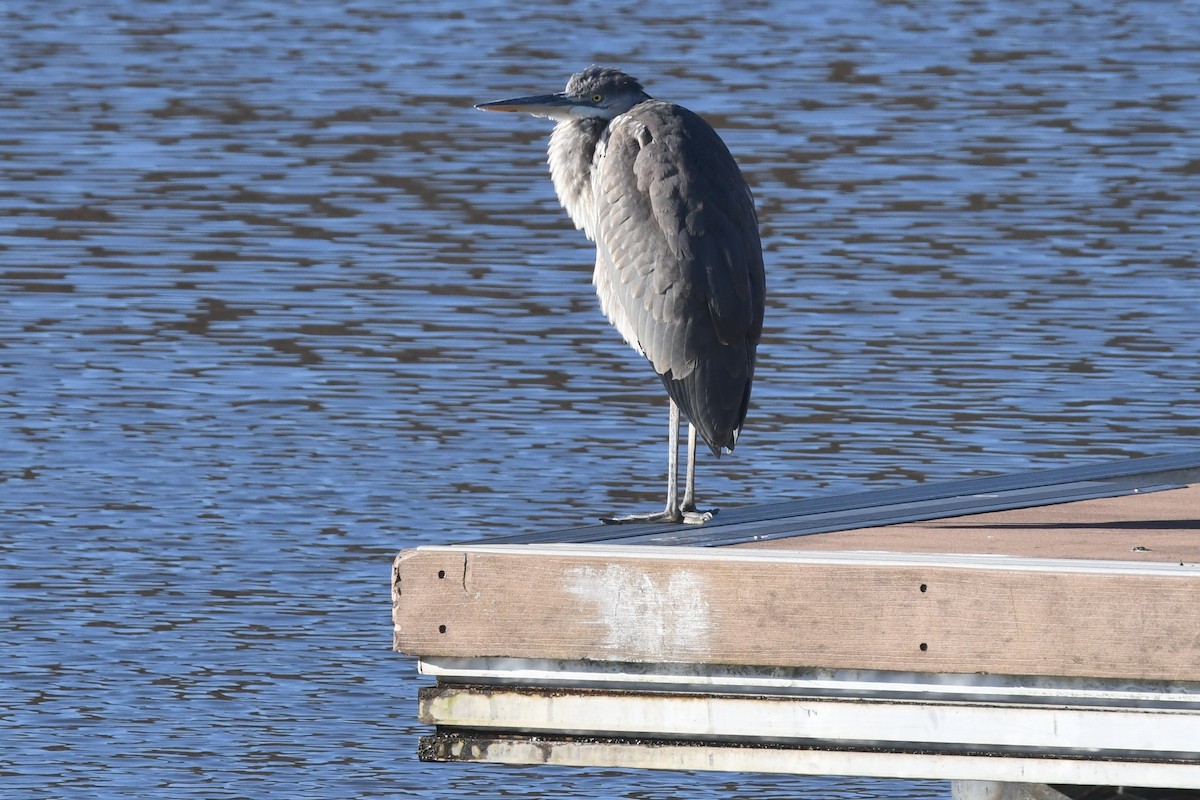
(392, 452, 1200, 795)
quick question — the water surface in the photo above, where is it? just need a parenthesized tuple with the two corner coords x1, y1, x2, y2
(2, 0, 1198, 797)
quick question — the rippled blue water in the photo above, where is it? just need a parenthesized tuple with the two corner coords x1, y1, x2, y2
(3, 0, 1198, 797)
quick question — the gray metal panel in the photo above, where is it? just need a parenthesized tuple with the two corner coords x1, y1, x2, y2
(472, 450, 1200, 547)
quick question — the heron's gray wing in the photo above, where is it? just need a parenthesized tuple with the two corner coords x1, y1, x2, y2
(593, 100, 765, 452)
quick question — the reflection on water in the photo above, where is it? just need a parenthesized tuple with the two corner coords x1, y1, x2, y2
(2, 0, 1198, 797)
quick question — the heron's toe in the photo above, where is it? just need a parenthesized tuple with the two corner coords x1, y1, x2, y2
(681, 508, 717, 525)
(600, 509, 682, 525)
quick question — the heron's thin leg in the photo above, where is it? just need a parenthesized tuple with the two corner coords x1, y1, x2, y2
(682, 422, 697, 511)
(664, 399, 681, 518)
(679, 422, 715, 524)
(600, 399, 689, 524)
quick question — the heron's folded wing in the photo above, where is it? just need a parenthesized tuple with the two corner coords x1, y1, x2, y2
(594, 101, 764, 381)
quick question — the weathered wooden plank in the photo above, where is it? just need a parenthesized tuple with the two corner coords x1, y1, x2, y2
(392, 545, 1200, 681)
(740, 482, 1200, 562)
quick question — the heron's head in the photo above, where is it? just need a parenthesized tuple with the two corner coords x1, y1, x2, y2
(476, 66, 651, 122)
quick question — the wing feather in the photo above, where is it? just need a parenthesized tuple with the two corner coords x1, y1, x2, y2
(591, 100, 765, 452)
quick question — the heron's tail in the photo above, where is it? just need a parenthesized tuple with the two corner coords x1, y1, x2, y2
(658, 343, 755, 457)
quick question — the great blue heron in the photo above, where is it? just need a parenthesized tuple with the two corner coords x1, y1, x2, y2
(477, 66, 765, 524)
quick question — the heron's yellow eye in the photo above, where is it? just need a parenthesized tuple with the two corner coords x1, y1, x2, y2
(591, 94, 603, 103)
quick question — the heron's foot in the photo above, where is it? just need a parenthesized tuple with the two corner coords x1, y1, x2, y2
(599, 507, 718, 525)
(600, 509, 678, 525)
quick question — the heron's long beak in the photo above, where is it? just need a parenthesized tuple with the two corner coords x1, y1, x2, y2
(475, 92, 573, 114)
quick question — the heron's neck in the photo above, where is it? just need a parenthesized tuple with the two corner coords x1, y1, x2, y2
(547, 117, 608, 239)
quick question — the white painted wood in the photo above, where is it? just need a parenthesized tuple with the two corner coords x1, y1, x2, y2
(424, 735, 1200, 788)
(562, 563, 713, 657)
(421, 686, 1200, 756)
